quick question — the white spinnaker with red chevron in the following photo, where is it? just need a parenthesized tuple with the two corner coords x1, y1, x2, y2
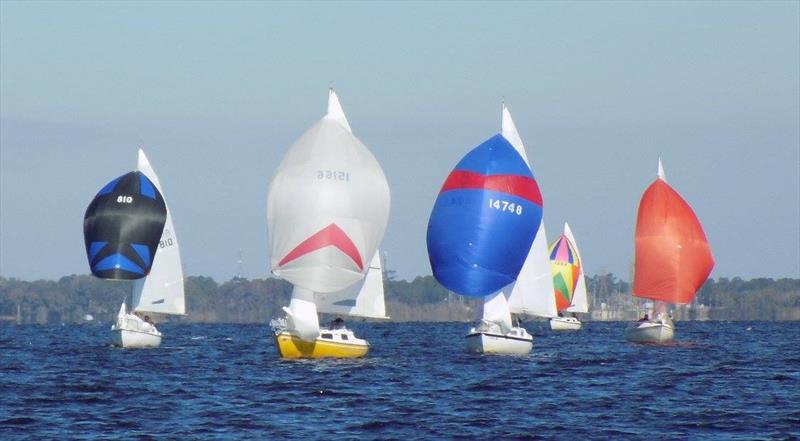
(267, 90, 390, 295)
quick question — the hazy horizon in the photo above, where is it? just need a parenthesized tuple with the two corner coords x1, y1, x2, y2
(2, 1, 798, 282)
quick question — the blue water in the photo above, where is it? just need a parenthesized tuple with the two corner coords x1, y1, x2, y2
(1, 321, 798, 440)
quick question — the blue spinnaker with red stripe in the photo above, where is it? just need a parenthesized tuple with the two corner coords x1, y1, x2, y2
(427, 134, 543, 297)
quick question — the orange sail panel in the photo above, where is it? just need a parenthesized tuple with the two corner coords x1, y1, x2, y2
(633, 179, 714, 304)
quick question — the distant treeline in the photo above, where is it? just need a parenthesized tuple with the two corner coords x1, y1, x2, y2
(0, 273, 798, 325)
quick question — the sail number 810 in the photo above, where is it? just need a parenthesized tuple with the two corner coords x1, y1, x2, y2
(489, 198, 523, 215)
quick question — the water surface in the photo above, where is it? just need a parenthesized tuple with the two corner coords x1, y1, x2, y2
(1, 321, 798, 439)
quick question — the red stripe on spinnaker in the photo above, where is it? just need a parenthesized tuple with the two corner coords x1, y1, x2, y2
(439, 170, 543, 205)
(278, 223, 364, 270)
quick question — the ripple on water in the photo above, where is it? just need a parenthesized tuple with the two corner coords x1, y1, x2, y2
(0, 321, 798, 440)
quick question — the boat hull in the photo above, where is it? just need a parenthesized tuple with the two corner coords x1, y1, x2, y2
(550, 316, 582, 331)
(111, 327, 162, 348)
(111, 313, 162, 348)
(274, 330, 369, 359)
(111, 328, 162, 348)
(465, 328, 533, 355)
(625, 321, 674, 343)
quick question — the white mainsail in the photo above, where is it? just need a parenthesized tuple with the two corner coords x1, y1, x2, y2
(315, 251, 388, 319)
(499, 104, 558, 319)
(131, 149, 185, 315)
(564, 222, 589, 313)
(506, 222, 559, 318)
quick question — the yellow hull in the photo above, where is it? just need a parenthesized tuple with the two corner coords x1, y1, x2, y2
(274, 332, 369, 359)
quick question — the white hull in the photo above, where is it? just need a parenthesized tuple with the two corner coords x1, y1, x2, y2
(625, 320, 674, 343)
(550, 316, 582, 331)
(111, 313, 162, 348)
(465, 321, 532, 355)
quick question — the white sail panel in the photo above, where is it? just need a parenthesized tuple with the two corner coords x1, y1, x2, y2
(564, 222, 589, 313)
(315, 251, 388, 319)
(482, 289, 513, 332)
(506, 219, 559, 318)
(326, 89, 352, 133)
(267, 93, 390, 293)
(501, 104, 530, 166)
(284, 286, 320, 341)
(131, 149, 185, 315)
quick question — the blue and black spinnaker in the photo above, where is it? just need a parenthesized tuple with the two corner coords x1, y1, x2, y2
(83, 171, 167, 280)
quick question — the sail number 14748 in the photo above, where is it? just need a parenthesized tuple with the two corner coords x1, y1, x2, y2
(488, 198, 523, 215)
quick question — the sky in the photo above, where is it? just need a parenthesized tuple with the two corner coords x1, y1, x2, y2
(1, 1, 798, 283)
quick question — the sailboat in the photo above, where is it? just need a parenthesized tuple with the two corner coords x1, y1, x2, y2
(625, 157, 714, 343)
(428, 104, 553, 355)
(84, 149, 185, 348)
(268, 89, 390, 359)
(548, 223, 589, 330)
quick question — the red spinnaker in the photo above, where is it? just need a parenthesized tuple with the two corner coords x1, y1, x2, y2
(633, 179, 714, 304)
